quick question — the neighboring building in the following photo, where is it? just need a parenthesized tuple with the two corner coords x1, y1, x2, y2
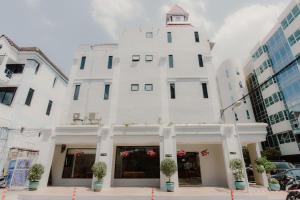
(217, 59, 255, 124)
(37, 5, 268, 190)
(0, 35, 68, 187)
(244, 0, 300, 162)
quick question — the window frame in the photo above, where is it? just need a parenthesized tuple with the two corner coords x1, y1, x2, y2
(80, 56, 86, 70)
(144, 84, 153, 91)
(73, 85, 80, 100)
(170, 83, 175, 99)
(167, 32, 172, 43)
(46, 100, 53, 116)
(25, 88, 35, 106)
(145, 55, 153, 62)
(198, 54, 204, 67)
(108, 56, 113, 69)
(131, 84, 139, 91)
(104, 84, 110, 100)
(194, 31, 200, 43)
(168, 55, 174, 68)
(132, 55, 140, 62)
(202, 82, 208, 98)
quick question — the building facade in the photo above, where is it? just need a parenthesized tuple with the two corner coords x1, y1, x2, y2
(0, 35, 68, 187)
(38, 5, 268, 190)
(217, 59, 255, 124)
(244, 0, 300, 161)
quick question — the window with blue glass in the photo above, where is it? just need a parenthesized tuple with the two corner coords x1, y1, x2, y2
(80, 56, 86, 70)
(73, 85, 80, 100)
(108, 56, 113, 69)
(168, 55, 174, 68)
(167, 32, 172, 43)
(281, 5, 300, 30)
(104, 84, 110, 100)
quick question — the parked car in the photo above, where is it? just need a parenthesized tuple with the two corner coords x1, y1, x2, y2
(272, 168, 300, 190)
(272, 162, 295, 174)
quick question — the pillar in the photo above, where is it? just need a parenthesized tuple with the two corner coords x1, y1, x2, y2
(94, 127, 113, 188)
(38, 128, 56, 188)
(247, 143, 268, 187)
(160, 127, 178, 190)
(221, 124, 245, 189)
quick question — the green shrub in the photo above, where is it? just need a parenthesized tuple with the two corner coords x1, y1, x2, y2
(28, 164, 44, 182)
(92, 161, 107, 181)
(229, 159, 244, 181)
(160, 158, 177, 182)
(269, 178, 279, 184)
(255, 157, 276, 174)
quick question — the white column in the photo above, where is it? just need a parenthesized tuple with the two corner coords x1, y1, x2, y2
(247, 143, 268, 187)
(37, 128, 56, 188)
(221, 124, 244, 189)
(160, 127, 178, 190)
(95, 127, 113, 188)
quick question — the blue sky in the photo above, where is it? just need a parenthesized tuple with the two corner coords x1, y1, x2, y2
(0, 0, 289, 75)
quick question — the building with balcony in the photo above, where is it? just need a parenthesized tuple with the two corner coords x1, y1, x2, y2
(0, 35, 68, 187)
(244, 0, 300, 162)
(37, 5, 268, 190)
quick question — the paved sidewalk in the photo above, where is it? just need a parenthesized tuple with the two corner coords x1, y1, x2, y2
(1, 187, 288, 200)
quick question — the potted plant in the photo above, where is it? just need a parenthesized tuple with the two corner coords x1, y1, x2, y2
(255, 157, 279, 191)
(230, 159, 246, 190)
(28, 164, 44, 191)
(160, 158, 177, 192)
(91, 161, 107, 192)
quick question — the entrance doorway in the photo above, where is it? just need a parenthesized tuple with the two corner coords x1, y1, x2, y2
(177, 152, 201, 186)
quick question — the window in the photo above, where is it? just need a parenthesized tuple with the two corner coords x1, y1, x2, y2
(246, 110, 250, 119)
(108, 56, 113, 69)
(198, 54, 203, 67)
(170, 83, 175, 99)
(292, 5, 300, 18)
(73, 85, 80, 100)
(295, 29, 300, 41)
(235, 113, 239, 121)
(145, 55, 153, 62)
(239, 81, 243, 88)
(194, 31, 200, 42)
(46, 100, 53, 116)
(52, 77, 57, 88)
(288, 35, 296, 46)
(114, 146, 160, 179)
(104, 84, 110, 100)
(145, 84, 153, 91)
(168, 55, 174, 68)
(167, 32, 172, 43)
(25, 88, 34, 106)
(80, 56, 86, 70)
(34, 63, 40, 74)
(287, 13, 295, 24)
(146, 32, 153, 38)
(62, 148, 95, 178)
(202, 83, 208, 98)
(0, 87, 17, 106)
(6, 64, 24, 74)
(131, 84, 139, 91)
(281, 19, 289, 29)
(132, 55, 140, 62)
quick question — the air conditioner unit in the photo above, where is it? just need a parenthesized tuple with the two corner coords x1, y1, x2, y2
(88, 112, 100, 125)
(73, 113, 80, 120)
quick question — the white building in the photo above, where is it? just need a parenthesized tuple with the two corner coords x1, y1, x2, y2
(0, 35, 68, 187)
(217, 59, 255, 124)
(244, 0, 300, 161)
(38, 5, 268, 190)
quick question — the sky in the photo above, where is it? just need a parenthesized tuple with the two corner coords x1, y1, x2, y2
(0, 0, 289, 75)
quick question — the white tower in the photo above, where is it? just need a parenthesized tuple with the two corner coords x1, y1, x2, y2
(166, 5, 190, 25)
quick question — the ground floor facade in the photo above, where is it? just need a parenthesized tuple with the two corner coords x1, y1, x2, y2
(37, 123, 268, 190)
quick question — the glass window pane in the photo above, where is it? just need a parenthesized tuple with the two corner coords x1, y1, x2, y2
(104, 84, 110, 100)
(168, 55, 174, 68)
(73, 85, 80, 100)
(80, 56, 86, 70)
(167, 32, 172, 43)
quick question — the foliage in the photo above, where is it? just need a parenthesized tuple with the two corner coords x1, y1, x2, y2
(269, 178, 279, 184)
(255, 157, 276, 174)
(28, 164, 44, 182)
(229, 159, 244, 181)
(261, 148, 281, 160)
(160, 158, 177, 182)
(92, 162, 107, 181)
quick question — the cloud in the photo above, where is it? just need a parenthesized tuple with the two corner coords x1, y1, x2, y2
(90, 0, 143, 40)
(212, 2, 288, 69)
(25, 0, 41, 8)
(161, 0, 213, 33)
